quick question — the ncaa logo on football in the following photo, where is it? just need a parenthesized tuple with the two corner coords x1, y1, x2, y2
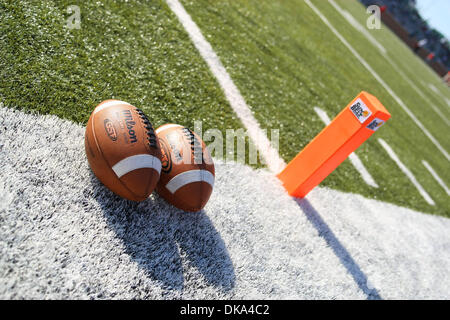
(350, 98, 372, 123)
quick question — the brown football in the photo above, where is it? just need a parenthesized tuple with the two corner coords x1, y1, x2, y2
(155, 124, 215, 212)
(85, 99, 162, 201)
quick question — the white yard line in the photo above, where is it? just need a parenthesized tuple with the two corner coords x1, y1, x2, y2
(327, 0, 449, 126)
(328, 0, 386, 54)
(168, 0, 441, 207)
(387, 62, 450, 125)
(314, 107, 379, 188)
(422, 160, 450, 196)
(165, 0, 286, 174)
(305, 0, 450, 162)
(428, 83, 450, 108)
(378, 138, 435, 206)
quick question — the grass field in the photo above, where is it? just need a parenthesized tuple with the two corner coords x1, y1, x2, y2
(0, 0, 242, 131)
(338, 0, 450, 112)
(0, 0, 449, 217)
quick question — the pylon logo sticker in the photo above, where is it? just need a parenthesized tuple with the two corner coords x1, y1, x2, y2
(366, 118, 385, 131)
(350, 98, 372, 123)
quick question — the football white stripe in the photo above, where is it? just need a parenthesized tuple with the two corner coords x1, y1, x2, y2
(112, 154, 161, 178)
(93, 100, 131, 114)
(166, 169, 214, 194)
(155, 124, 183, 134)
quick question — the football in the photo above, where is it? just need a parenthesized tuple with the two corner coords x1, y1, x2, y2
(85, 99, 162, 201)
(155, 124, 215, 212)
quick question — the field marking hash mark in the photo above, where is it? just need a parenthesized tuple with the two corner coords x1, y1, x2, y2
(378, 139, 435, 206)
(422, 160, 450, 196)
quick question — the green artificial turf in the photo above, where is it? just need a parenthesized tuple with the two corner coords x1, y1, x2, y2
(312, 0, 450, 150)
(338, 0, 450, 126)
(0, 0, 448, 216)
(179, 0, 449, 217)
(0, 0, 243, 154)
(342, 0, 450, 109)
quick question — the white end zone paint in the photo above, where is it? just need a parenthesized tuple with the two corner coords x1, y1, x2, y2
(314, 107, 379, 188)
(422, 160, 450, 196)
(378, 138, 435, 206)
(0, 181, 13, 212)
(165, 169, 215, 194)
(305, 0, 450, 161)
(165, 0, 286, 174)
(112, 154, 162, 178)
(1, 106, 450, 299)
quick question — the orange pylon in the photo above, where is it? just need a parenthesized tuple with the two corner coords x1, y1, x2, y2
(277, 91, 391, 198)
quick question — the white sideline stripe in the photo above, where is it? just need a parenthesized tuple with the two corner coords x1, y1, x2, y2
(305, 0, 450, 162)
(112, 154, 161, 178)
(422, 160, 450, 196)
(155, 124, 183, 134)
(314, 107, 379, 188)
(166, 0, 286, 174)
(93, 100, 131, 114)
(328, 0, 449, 126)
(378, 139, 435, 206)
(166, 169, 214, 194)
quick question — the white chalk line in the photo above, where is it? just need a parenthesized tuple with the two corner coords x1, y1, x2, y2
(386, 62, 450, 125)
(314, 107, 379, 188)
(422, 160, 450, 196)
(429, 84, 439, 94)
(378, 139, 435, 206)
(328, 0, 386, 54)
(305, 0, 450, 162)
(428, 83, 450, 108)
(165, 0, 286, 174)
(327, 0, 449, 126)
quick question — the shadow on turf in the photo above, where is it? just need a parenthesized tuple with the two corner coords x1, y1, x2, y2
(295, 198, 382, 300)
(90, 174, 235, 293)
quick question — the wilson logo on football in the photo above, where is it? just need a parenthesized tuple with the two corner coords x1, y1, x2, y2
(103, 119, 117, 141)
(122, 109, 137, 143)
